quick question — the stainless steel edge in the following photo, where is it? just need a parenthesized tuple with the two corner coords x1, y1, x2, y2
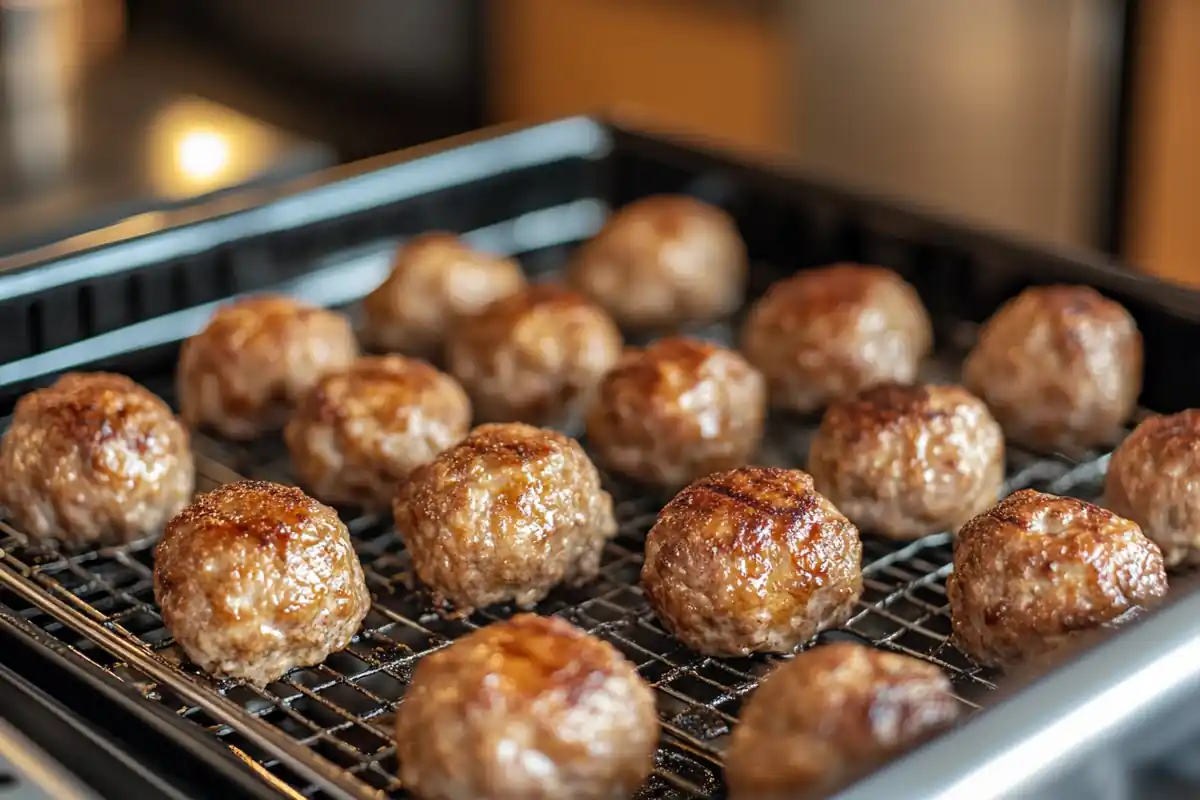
(0, 197, 607, 389)
(835, 585, 1200, 799)
(0, 564, 370, 800)
(0, 717, 99, 800)
(0, 115, 612, 293)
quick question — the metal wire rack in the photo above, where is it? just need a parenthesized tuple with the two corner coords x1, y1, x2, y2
(0, 345, 1127, 800)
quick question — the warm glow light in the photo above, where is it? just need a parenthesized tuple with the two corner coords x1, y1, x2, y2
(176, 130, 230, 182)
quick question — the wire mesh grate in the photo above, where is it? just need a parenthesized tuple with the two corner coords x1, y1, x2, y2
(0, 368, 1123, 799)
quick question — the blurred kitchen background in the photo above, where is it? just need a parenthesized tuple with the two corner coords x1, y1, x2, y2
(1, 0, 1197, 287)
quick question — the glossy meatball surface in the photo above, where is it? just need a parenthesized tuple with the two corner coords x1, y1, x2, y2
(284, 356, 470, 510)
(362, 232, 526, 359)
(808, 383, 1005, 540)
(724, 643, 961, 800)
(446, 284, 622, 428)
(641, 467, 863, 656)
(568, 195, 747, 330)
(585, 336, 766, 489)
(393, 423, 617, 616)
(963, 285, 1142, 453)
(394, 614, 659, 800)
(947, 489, 1167, 667)
(0, 373, 194, 548)
(177, 295, 359, 440)
(154, 480, 370, 685)
(741, 264, 933, 414)
(1106, 409, 1200, 568)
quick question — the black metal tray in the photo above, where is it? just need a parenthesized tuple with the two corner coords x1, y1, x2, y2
(2, 117, 1200, 800)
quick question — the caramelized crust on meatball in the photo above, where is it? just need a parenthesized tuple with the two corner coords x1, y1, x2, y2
(0, 373, 194, 548)
(641, 467, 862, 656)
(568, 195, 747, 330)
(808, 383, 1005, 540)
(362, 232, 526, 359)
(177, 295, 359, 440)
(963, 285, 1142, 453)
(284, 356, 470, 510)
(585, 337, 766, 489)
(446, 284, 622, 428)
(154, 480, 370, 685)
(1106, 409, 1200, 567)
(724, 643, 961, 800)
(947, 489, 1167, 667)
(395, 614, 659, 800)
(393, 423, 617, 615)
(741, 264, 933, 414)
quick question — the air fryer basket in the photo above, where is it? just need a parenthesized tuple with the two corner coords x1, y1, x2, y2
(1, 118, 1200, 800)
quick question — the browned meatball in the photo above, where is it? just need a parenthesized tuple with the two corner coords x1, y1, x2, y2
(394, 614, 659, 800)
(446, 284, 622, 428)
(393, 423, 617, 615)
(568, 195, 747, 330)
(0, 373, 194, 548)
(177, 295, 359, 440)
(947, 489, 1167, 667)
(154, 480, 370, 685)
(1106, 409, 1200, 568)
(284, 356, 470, 511)
(741, 264, 933, 414)
(585, 337, 766, 489)
(362, 232, 527, 359)
(963, 285, 1142, 453)
(808, 383, 1005, 540)
(641, 467, 862, 656)
(724, 643, 961, 800)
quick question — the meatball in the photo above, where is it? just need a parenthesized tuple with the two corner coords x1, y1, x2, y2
(585, 337, 766, 489)
(963, 285, 1142, 453)
(446, 284, 622, 428)
(1106, 409, 1200, 568)
(724, 643, 961, 800)
(808, 383, 1005, 540)
(284, 356, 470, 511)
(154, 480, 370, 685)
(947, 489, 1167, 668)
(393, 423, 617, 615)
(568, 195, 747, 330)
(177, 295, 358, 440)
(362, 232, 526, 359)
(741, 264, 933, 414)
(640, 467, 862, 657)
(394, 614, 659, 800)
(0, 373, 194, 548)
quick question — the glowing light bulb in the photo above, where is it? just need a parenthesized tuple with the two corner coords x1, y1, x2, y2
(176, 130, 230, 182)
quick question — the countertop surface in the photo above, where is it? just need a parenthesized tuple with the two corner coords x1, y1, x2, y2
(0, 58, 334, 260)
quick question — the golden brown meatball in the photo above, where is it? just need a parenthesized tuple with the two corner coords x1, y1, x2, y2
(963, 285, 1142, 453)
(724, 642, 961, 800)
(394, 614, 659, 800)
(568, 195, 747, 330)
(154, 480, 370, 685)
(947, 489, 1167, 668)
(446, 284, 622, 428)
(177, 295, 359, 440)
(741, 264, 933, 414)
(808, 383, 1005, 540)
(362, 232, 527, 359)
(0, 373, 194, 548)
(284, 356, 470, 511)
(1106, 409, 1200, 568)
(640, 467, 862, 657)
(584, 337, 766, 489)
(393, 423, 617, 616)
